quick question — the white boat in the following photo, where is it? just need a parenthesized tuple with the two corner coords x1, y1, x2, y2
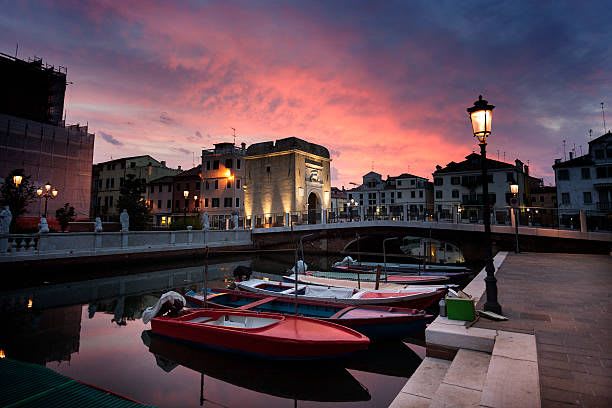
(283, 273, 453, 291)
(236, 279, 445, 309)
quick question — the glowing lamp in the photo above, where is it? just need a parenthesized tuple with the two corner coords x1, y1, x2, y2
(183, 190, 189, 199)
(13, 175, 22, 187)
(51, 189, 58, 197)
(467, 95, 495, 144)
(36, 188, 43, 196)
(45, 182, 52, 192)
(510, 184, 519, 195)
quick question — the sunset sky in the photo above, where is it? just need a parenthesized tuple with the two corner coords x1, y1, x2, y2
(1, 1, 610, 187)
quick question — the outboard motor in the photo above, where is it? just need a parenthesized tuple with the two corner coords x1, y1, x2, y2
(233, 265, 253, 282)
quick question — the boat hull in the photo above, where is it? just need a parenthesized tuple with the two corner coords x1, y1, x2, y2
(151, 309, 370, 360)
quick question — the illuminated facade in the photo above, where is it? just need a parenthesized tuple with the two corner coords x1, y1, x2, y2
(244, 137, 331, 227)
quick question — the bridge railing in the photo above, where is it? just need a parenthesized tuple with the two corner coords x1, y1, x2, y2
(245, 204, 612, 233)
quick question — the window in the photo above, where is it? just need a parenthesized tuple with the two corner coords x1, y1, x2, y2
(237, 159, 241, 169)
(451, 176, 460, 185)
(212, 198, 220, 208)
(157, 200, 162, 209)
(434, 177, 443, 186)
(205, 181, 209, 190)
(214, 180, 219, 189)
(120, 178, 125, 187)
(596, 167, 607, 178)
(130, 162, 136, 168)
(175, 200, 180, 210)
(225, 158, 233, 169)
(158, 184, 162, 193)
(595, 149, 604, 159)
(607, 145, 612, 158)
(105, 178, 110, 189)
(121, 162, 125, 169)
(506, 172, 514, 182)
(266, 165, 271, 173)
(452, 190, 459, 198)
(419, 190, 423, 198)
(561, 193, 570, 205)
(206, 161, 211, 170)
(195, 182, 200, 191)
(236, 179, 241, 189)
(411, 191, 416, 198)
(583, 192, 592, 204)
(227, 181, 232, 189)
(540, 195, 544, 202)
(204, 198, 209, 207)
(558, 169, 570, 180)
(110, 178, 115, 188)
(397, 192, 402, 199)
(213, 160, 219, 169)
(236, 197, 240, 207)
(397, 180, 402, 186)
(581, 168, 591, 179)
(167, 184, 172, 192)
(224, 197, 232, 207)
(106, 164, 111, 170)
(410, 179, 416, 185)
(435, 190, 443, 199)
(149, 185, 154, 194)
(176, 183, 181, 191)
(166, 199, 171, 209)
(104, 196, 109, 207)
(109, 196, 113, 207)
(184, 199, 189, 208)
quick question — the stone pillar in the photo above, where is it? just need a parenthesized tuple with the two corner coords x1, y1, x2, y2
(188, 228, 193, 244)
(579, 210, 587, 233)
(94, 232, 102, 252)
(403, 204, 408, 222)
(170, 231, 176, 246)
(321, 209, 327, 224)
(285, 212, 290, 227)
(510, 208, 517, 227)
(0, 234, 7, 254)
(121, 231, 128, 248)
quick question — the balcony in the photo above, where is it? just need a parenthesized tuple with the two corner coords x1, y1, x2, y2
(596, 202, 611, 211)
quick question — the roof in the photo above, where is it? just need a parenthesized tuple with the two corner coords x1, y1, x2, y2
(149, 175, 175, 184)
(174, 165, 202, 179)
(588, 131, 612, 145)
(387, 173, 427, 180)
(94, 155, 158, 166)
(433, 153, 515, 175)
(531, 186, 556, 194)
(552, 155, 594, 169)
(246, 137, 330, 158)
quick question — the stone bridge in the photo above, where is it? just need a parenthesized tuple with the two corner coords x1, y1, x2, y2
(251, 220, 612, 263)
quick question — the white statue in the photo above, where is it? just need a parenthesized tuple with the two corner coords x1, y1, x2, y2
(94, 217, 103, 233)
(120, 209, 129, 232)
(38, 217, 50, 233)
(201, 212, 210, 230)
(232, 213, 239, 230)
(0, 206, 12, 234)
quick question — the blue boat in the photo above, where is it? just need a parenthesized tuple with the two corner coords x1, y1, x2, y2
(185, 289, 432, 341)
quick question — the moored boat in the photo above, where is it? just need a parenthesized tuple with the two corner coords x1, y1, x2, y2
(185, 289, 433, 340)
(150, 308, 370, 359)
(288, 270, 449, 285)
(236, 278, 445, 309)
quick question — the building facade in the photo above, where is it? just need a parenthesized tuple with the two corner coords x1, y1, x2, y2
(0, 54, 94, 223)
(171, 165, 202, 227)
(91, 155, 179, 219)
(346, 172, 434, 219)
(244, 137, 331, 227)
(432, 153, 533, 223)
(146, 175, 175, 227)
(200, 143, 246, 229)
(553, 131, 612, 228)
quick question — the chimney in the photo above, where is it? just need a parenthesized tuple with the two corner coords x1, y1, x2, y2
(524, 165, 529, 176)
(569, 152, 574, 160)
(161, 161, 166, 167)
(241, 142, 246, 151)
(435, 165, 442, 171)
(554, 158, 561, 164)
(177, 165, 182, 171)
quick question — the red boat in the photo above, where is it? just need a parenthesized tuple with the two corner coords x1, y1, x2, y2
(151, 309, 370, 359)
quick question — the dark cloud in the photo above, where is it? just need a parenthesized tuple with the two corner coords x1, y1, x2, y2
(195, 131, 203, 139)
(171, 147, 191, 155)
(159, 112, 176, 125)
(99, 131, 123, 146)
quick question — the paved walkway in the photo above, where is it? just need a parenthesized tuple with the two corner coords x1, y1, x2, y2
(474, 253, 612, 407)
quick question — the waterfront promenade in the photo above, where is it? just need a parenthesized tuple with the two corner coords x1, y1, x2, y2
(391, 252, 611, 407)
(474, 253, 612, 407)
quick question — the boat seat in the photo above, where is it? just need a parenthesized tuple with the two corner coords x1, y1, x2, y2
(189, 316, 213, 323)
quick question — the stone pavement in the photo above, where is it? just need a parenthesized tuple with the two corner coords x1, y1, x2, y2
(474, 253, 612, 407)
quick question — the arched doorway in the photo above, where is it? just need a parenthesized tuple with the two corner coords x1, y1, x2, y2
(307, 192, 319, 224)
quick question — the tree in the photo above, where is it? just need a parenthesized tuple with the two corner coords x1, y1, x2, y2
(55, 203, 76, 232)
(116, 174, 150, 230)
(0, 169, 37, 232)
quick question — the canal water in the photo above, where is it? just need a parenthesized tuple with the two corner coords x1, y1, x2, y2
(0, 248, 472, 407)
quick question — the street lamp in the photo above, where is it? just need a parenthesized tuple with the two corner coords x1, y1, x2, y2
(183, 190, 189, 228)
(349, 198, 355, 221)
(467, 95, 502, 315)
(36, 182, 58, 218)
(510, 183, 519, 253)
(194, 195, 199, 211)
(12, 175, 23, 187)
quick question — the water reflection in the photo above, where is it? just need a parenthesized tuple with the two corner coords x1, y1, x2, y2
(0, 254, 433, 407)
(142, 330, 371, 403)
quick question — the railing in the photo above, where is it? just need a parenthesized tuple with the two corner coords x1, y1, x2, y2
(244, 204, 612, 233)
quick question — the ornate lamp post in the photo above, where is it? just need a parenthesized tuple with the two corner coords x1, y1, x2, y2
(194, 195, 199, 212)
(36, 182, 58, 218)
(467, 95, 502, 314)
(12, 175, 23, 188)
(183, 190, 189, 228)
(510, 183, 520, 253)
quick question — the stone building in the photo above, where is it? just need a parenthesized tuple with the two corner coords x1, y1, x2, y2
(91, 155, 179, 220)
(171, 165, 202, 227)
(553, 131, 612, 229)
(200, 142, 246, 229)
(346, 172, 434, 219)
(244, 137, 331, 227)
(432, 153, 534, 223)
(146, 175, 175, 227)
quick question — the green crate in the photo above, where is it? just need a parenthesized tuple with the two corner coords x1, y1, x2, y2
(446, 296, 475, 321)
